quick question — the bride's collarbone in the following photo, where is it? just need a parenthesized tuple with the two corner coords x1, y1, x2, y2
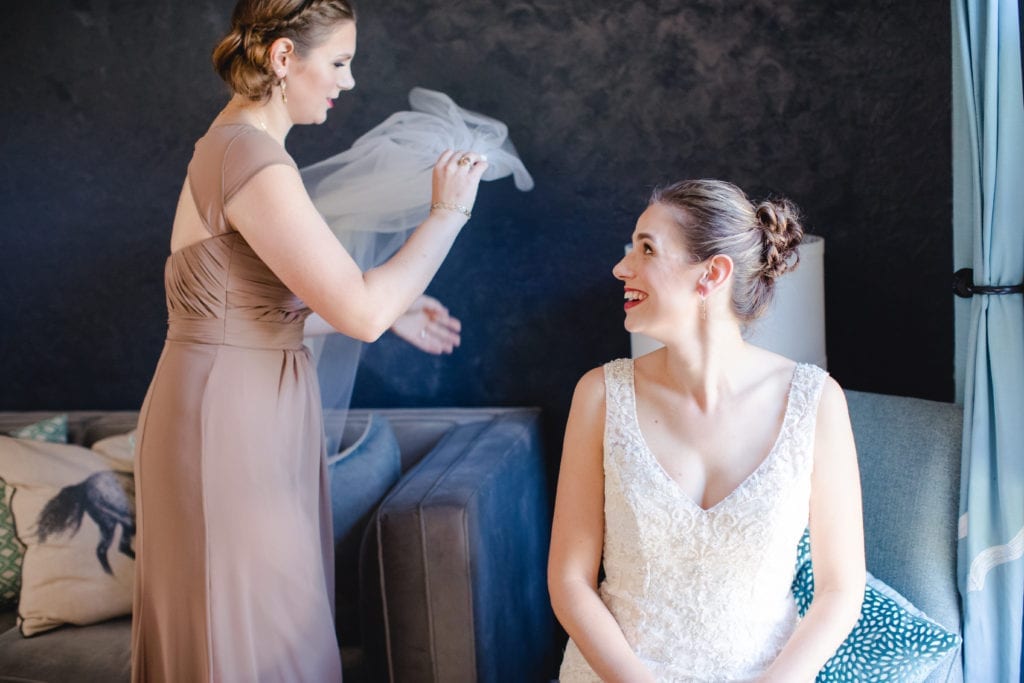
(635, 399, 787, 502)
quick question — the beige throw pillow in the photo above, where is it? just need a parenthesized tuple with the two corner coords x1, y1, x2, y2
(90, 430, 136, 472)
(0, 435, 134, 636)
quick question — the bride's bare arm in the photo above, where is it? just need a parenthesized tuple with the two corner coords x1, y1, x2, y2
(759, 378, 865, 682)
(548, 368, 657, 683)
(227, 149, 485, 342)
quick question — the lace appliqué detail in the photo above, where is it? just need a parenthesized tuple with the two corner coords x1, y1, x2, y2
(560, 359, 827, 683)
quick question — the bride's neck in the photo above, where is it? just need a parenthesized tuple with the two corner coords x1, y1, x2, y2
(655, 321, 747, 412)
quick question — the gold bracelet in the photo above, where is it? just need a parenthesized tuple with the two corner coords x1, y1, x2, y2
(430, 201, 472, 219)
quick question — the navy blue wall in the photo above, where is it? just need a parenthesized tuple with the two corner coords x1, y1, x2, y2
(2, 2, 951, 457)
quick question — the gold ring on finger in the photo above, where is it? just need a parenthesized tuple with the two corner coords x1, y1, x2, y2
(458, 156, 472, 166)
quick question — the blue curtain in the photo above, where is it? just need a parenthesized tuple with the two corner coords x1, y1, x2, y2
(952, 0, 1024, 681)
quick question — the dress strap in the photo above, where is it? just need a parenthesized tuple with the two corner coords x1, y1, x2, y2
(787, 363, 829, 424)
(187, 124, 298, 237)
(602, 358, 634, 425)
(602, 358, 633, 389)
(778, 363, 829, 472)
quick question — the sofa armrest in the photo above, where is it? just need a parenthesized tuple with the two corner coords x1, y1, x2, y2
(360, 409, 555, 683)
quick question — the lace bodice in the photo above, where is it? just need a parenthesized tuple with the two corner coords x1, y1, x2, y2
(559, 359, 827, 682)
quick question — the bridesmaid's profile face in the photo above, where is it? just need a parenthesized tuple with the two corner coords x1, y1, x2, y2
(287, 21, 357, 125)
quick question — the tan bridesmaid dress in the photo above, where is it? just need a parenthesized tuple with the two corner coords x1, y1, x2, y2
(130, 124, 342, 682)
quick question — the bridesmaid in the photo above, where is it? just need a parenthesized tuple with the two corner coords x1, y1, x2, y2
(131, 1, 487, 681)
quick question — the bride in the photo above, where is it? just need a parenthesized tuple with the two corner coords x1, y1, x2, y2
(548, 179, 865, 682)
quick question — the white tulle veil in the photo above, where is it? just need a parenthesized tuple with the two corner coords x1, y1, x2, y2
(301, 87, 534, 452)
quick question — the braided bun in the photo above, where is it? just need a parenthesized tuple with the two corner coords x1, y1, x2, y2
(211, 0, 356, 101)
(212, 25, 276, 101)
(755, 198, 804, 280)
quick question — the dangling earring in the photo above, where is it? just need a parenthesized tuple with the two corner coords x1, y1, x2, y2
(698, 273, 710, 321)
(280, 77, 288, 104)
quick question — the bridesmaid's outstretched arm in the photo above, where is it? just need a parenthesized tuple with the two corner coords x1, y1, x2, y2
(228, 150, 486, 343)
(304, 295, 461, 355)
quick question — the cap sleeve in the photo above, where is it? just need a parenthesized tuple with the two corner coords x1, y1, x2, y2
(222, 128, 298, 205)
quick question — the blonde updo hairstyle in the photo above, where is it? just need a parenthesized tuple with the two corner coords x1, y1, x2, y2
(651, 179, 804, 322)
(212, 0, 356, 101)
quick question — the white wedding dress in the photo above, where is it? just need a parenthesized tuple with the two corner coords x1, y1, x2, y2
(559, 358, 827, 683)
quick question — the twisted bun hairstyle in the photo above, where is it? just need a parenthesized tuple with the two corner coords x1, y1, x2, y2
(212, 0, 356, 101)
(650, 179, 804, 322)
(755, 197, 804, 280)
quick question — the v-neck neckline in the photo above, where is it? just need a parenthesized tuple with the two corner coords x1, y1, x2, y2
(627, 361, 801, 514)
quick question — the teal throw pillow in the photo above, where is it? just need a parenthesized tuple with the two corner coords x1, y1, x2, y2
(792, 529, 961, 682)
(327, 413, 401, 645)
(7, 414, 68, 444)
(0, 415, 69, 610)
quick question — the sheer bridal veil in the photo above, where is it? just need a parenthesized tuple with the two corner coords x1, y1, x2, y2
(301, 87, 534, 452)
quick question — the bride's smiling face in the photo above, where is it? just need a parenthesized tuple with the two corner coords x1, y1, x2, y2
(612, 203, 705, 335)
(285, 21, 357, 125)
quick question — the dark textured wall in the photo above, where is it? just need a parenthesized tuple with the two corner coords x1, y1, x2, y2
(2, 2, 951, 447)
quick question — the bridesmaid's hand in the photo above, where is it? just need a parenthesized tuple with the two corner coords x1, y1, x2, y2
(389, 295, 461, 355)
(430, 149, 489, 221)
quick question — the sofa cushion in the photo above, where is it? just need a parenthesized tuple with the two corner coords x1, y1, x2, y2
(0, 436, 134, 636)
(0, 616, 131, 681)
(328, 413, 401, 646)
(792, 528, 961, 681)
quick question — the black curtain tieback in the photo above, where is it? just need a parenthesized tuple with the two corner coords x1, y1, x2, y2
(953, 268, 1024, 298)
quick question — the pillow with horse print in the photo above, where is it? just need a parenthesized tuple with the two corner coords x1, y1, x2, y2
(0, 435, 135, 636)
(0, 414, 69, 611)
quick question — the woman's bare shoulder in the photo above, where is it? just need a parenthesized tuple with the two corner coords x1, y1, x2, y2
(817, 373, 850, 419)
(572, 365, 608, 409)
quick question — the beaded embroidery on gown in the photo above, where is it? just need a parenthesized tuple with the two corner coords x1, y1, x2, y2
(559, 358, 827, 683)
(130, 124, 342, 682)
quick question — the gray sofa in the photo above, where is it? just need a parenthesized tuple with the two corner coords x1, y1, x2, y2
(0, 389, 963, 682)
(844, 390, 963, 682)
(0, 407, 555, 683)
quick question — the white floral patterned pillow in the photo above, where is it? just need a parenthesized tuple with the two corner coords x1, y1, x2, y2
(792, 529, 961, 682)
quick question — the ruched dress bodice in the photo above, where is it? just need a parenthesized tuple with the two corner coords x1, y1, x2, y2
(559, 359, 827, 683)
(164, 232, 310, 350)
(131, 124, 341, 683)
